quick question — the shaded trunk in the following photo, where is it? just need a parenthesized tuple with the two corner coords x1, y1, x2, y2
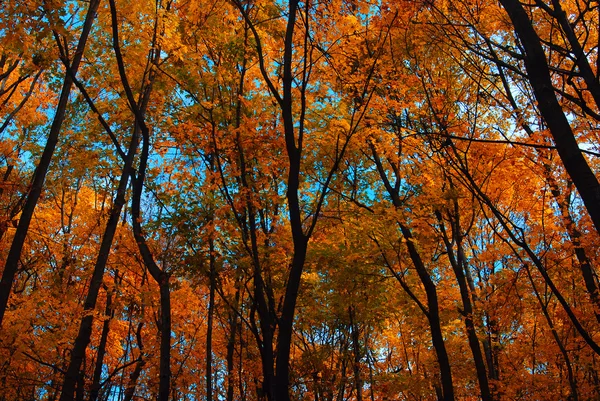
(274, 237, 308, 401)
(274, 1, 311, 399)
(348, 306, 363, 401)
(369, 141, 454, 401)
(0, 0, 100, 328)
(89, 288, 113, 401)
(499, 0, 600, 235)
(109, 0, 167, 394)
(226, 286, 240, 401)
(482, 316, 500, 384)
(122, 322, 145, 401)
(75, 363, 84, 401)
(157, 278, 171, 401)
(206, 238, 216, 401)
(59, 130, 138, 401)
(131, 150, 171, 401)
(399, 224, 454, 401)
(524, 265, 579, 400)
(436, 210, 491, 401)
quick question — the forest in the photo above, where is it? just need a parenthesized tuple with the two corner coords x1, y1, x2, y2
(1, 0, 600, 400)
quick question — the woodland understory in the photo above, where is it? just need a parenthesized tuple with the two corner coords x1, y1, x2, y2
(2, 0, 600, 400)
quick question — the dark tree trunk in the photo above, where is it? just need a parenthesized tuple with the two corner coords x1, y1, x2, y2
(234, 0, 348, 398)
(0, 0, 100, 328)
(59, 128, 138, 401)
(274, 238, 308, 401)
(89, 288, 114, 401)
(348, 306, 363, 401)
(130, 119, 171, 401)
(157, 278, 171, 401)
(122, 323, 145, 401)
(206, 238, 216, 401)
(369, 142, 455, 401)
(436, 210, 491, 401)
(524, 265, 579, 400)
(399, 224, 455, 401)
(499, 0, 600, 235)
(226, 286, 240, 401)
(108, 0, 167, 395)
(75, 363, 84, 401)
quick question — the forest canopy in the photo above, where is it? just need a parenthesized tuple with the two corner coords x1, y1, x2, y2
(1, 0, 600, 400)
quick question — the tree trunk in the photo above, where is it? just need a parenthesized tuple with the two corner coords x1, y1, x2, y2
(206, 238, 216, 401)
(399, 223, 455, 401)
(348, 306, 363, 401)
(436, 210, 491, 401)
(59, 142, 138, 401)
(0, 0, 100, 328)
(157, 277, 171, 401)
(89, 288, 114, 401)
(369, 141, 455, 401)
(524, 265, 579, 400)
(274, 238, 308, 401)
(122, 322, 145, 401)
(226, 286, 240, 401)
(499, 0, 600, 235)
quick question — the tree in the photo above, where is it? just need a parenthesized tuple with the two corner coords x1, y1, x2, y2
(2, 1, 600, 400)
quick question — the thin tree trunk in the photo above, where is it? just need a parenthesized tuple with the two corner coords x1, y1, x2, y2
(226, 285, 240, 401)
(348, 306, 363, 401)
(59, 123, 138, 401)
(524, 265, 579, 400)
(206, 238, 216, 401)
(369, 142, 455, 401)
(157, 278, 171, 401)
(399, 223, 455, 401)
(123, 322, 145, 401)
(0, 0, 100, 328)
(89, 287, 114, 401)
(107, 0, 168, 396)
(436, 209, 491, 401)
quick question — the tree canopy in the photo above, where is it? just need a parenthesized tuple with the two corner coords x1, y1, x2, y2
(1, 0, 600, 400)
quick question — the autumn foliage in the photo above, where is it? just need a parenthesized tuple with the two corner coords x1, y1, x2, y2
(1, 0, 600, 400)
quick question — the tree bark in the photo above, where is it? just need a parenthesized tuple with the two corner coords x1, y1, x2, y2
(369, 142, 455, 401)
(206, 238, 216, 401)
(499, 0, 600, 235)
(89, 287, 114, 401)
(399, 223, 455, 401)
(0, 0, 100, 328)
(122, 322, 145, 401)
(58, 122, 138, 401)
(348, 306, 363, 401)
(436, 209, 491, 401)
(524, 264, 579, 400)
(226, 285, 241, 401)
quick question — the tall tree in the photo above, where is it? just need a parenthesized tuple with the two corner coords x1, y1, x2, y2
(0, 0, 101, 328)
